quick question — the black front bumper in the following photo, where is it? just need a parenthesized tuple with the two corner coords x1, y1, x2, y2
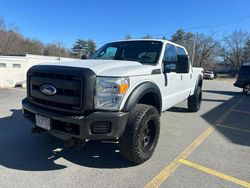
(22, 98, 128, 140)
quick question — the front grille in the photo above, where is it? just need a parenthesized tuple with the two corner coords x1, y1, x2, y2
(29, 72, 83, 112)
(27, 65, 96, 114)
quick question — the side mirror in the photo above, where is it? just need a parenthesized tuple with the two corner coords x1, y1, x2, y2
(81, 54, 88, 59)
(176, 55, 190, 73)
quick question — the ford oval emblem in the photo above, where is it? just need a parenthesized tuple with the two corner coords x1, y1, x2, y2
(40, 84, 57, 96)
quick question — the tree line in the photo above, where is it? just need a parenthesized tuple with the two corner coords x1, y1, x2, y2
(0, 17, 96, 58)
(169, 29, 250, 71)
(127, 30, 250, 71)
(1, 16, 249, 71)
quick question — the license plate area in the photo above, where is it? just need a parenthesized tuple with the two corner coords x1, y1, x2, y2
(35, 114, 51, 130)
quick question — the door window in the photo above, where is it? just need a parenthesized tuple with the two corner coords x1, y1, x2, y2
(163, 44, 177, 72)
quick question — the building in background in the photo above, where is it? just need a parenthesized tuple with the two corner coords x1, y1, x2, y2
(214, 61, 233, 73)
(0, 54, 76, 88)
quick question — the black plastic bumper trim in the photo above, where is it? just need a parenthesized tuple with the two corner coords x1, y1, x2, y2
(234, 81, 244, 88)
(22, 98, 128, 140)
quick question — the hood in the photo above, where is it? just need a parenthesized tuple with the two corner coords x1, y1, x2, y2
(39, 59, 157, 77)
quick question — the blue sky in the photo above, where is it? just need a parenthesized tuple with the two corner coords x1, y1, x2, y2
(0, 0, 250, 48)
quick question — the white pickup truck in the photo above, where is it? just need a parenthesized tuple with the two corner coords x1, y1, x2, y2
(22, 39, 203, 164)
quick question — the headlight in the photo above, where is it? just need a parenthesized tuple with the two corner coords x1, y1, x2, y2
(95, 77, 129, 110)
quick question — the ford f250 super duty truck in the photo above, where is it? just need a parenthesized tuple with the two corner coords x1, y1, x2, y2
(22, 39, 203, 164)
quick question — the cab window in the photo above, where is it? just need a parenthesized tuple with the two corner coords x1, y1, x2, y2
(96, 47, 117, 59)
(177, 47, 187, 55)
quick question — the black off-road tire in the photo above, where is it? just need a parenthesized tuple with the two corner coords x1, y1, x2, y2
(119, 104, 160, 164)
(243, 84, 250, 95)
(188, 85, 202, 112)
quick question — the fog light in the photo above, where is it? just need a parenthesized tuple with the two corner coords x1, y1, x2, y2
(91, 122, 111, 134)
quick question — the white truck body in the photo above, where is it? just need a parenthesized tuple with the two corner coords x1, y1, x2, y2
(41, 39, 203, 111)
(22, 39, 203, 164)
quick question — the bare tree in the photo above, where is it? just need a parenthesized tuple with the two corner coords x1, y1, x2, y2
(22, 39, 45, 55)
(125, 34, 133, 40)
(194, 32, 222, 67)
(0, 16, 69, 57)
(142, 34, 153, 39)
(171, 29, 221, 68)
(243, 39, 250, 61)
(222, 30, 249, 70)
(0, 17, 5, 30)
(2, 30, 22, 55)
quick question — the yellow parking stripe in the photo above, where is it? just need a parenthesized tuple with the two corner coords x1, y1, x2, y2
(179, 159, 250, 188)
(217, 124, 250, 133)
(144, 96, 244, 188)
(144, 127, 215, 188)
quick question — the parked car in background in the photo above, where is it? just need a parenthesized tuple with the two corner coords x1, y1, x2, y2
(203, 71, 215, 80)
(234, 64, 250, 95)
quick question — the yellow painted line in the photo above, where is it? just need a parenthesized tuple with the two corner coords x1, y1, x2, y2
(217, 124, 250, 133)
(144, 126, 215, 188)
(144, 96, 244, 188)
(179, 159, 250, 188)
(230, 109, 250, 115)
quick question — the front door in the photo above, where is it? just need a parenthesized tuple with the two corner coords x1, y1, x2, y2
(162, 44, 183, 110)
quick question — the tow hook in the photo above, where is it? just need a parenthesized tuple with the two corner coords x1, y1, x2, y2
(64, 138, 86, 151)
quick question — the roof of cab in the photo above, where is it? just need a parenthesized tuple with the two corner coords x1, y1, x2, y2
(108, 38, 186, 49)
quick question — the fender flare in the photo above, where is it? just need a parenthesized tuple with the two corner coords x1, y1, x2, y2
(122, 82, 162, 114)
(194, 75, 203, 92)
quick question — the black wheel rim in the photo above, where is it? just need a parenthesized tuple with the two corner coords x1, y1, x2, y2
(244, 85, 250, 94)
(142, 119, 156, 152)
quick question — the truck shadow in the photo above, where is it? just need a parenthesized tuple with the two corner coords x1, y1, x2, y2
(168, 90, 250, 147)
(1, 89, 249, 172)
(202, 90, 250, 147)
(0, 110, 134, 171)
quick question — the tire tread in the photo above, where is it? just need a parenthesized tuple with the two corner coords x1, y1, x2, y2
(119, 104, 160, 164)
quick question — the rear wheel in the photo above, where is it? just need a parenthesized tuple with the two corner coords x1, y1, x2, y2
(188, 85, 202, 112)
(119, 104, 160, 164)
(243, 84, 250, 95)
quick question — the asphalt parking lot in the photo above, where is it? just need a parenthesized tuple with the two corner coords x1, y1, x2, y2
(0, 80, 249, 188)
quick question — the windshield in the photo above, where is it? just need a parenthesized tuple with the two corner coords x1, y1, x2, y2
(90, 41, 163, 64)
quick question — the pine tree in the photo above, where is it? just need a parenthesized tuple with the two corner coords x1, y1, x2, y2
(72, 39, 96, 56)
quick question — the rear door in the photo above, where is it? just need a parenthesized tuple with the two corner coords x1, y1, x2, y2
(176, 47, 193, 97)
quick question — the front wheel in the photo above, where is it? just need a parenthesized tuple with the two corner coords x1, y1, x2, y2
(119, 104, 160, 164)
(243, 84, 250, 95)
(188, 85, 202, 112)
